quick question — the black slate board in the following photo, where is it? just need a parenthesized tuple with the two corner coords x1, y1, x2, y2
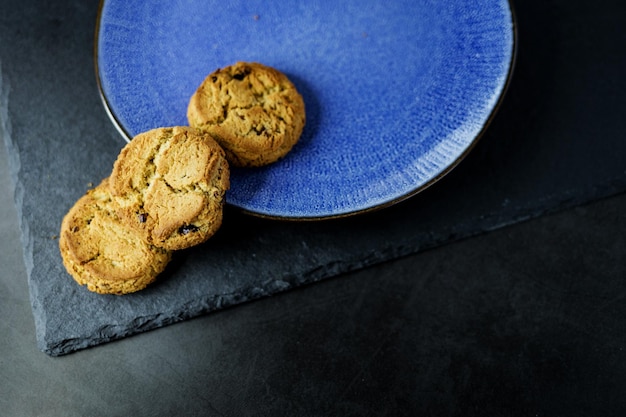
(1, 0, 625, 356)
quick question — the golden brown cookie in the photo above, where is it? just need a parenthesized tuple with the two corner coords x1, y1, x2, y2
(109, 126, 230, 250)
(59, 179, 172, 295)
(187, 62, 306, 167)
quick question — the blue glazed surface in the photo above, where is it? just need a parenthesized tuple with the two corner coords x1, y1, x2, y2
(96, 0, 514, 219)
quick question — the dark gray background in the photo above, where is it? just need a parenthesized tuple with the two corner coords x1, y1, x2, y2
(2, 0, 626, 415)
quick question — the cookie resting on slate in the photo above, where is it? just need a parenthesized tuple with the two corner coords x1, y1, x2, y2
(59, 178, 172, 295)
(109, 126, 230, 251)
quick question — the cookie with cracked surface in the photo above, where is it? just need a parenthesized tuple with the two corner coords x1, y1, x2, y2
(187, 62, 306, 167)
(59, 178, 172, 295)
(109, 126, 230, 251)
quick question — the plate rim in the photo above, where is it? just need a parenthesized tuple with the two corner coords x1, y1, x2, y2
(93, 0, 519, 221)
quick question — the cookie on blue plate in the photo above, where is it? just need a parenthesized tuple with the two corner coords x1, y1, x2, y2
(187, 62, 306, 167)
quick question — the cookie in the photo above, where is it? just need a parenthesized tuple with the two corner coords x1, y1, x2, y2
(59, 178, 172, 295)
(187, 62, 306, 167)
(109, 126, 230, 251)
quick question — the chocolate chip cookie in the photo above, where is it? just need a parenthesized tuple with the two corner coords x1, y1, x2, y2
(59, 178, 172, 295)
(187, 62, 306, 167)
(109, 126, 230, 250)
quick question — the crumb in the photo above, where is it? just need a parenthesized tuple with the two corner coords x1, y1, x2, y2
(253, 14, 260, 21)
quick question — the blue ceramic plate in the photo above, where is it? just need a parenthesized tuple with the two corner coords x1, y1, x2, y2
(96, 0, 515, 219)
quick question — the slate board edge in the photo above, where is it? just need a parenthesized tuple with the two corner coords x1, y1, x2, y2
(37, 178, 626, 356)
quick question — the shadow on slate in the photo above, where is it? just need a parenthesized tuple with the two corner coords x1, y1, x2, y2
(1, 0, 625, 355)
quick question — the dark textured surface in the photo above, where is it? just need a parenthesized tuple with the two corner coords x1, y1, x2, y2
(1, 0, 626, 359)
(3, 150, 626, 415)
(2, 1, 626, 414)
